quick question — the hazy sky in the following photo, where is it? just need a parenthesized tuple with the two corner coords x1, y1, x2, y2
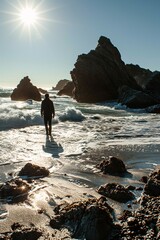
(0, 0, 160, 88)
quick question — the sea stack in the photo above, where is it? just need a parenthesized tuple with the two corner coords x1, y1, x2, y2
(70, 36, 138, 103)
(11, 76, 41, 101)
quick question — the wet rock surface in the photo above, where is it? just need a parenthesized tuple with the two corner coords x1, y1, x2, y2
(116, 195, 160, 240)
(96, 156, 127, 176)
(18, 163, 50, 178)
(0, 223, 43, 240)
(97, 183, 135, 203)
(112, 168, 160, 240)
(0, 178, 31, 203)
(0, 162, 159, 239)
(144, 169, 160, 196)
(50, 197, 114, 240)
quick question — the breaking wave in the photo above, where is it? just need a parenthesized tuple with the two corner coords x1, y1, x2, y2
(58, 107, 86, 122)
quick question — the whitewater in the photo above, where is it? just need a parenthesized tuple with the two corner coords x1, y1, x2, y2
(0, 87, 160, 234)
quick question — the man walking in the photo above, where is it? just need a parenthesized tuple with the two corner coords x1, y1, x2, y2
(41, 93, 55, 136)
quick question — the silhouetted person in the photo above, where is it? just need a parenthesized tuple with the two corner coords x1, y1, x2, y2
(41, 93, 55, 136)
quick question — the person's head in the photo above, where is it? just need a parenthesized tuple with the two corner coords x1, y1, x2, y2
(45, 93, 49, 99)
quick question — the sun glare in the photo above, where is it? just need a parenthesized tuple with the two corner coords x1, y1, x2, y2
(19, 7, 38, 27)
(2, 0, 58, 40)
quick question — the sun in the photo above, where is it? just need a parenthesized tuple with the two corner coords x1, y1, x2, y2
(1, 0, 58, 40)
(19, 7, 38, 27)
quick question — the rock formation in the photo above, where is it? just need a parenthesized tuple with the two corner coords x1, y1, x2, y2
(96, 156, 127, 176)
(18, 163, 49, 178)
(52, 79, 70, 90)
(38, 88, 47, 94)
(11, 76, 41, 101)
(97, 183, 135, 203)
(118, 85, 159, 108)
(0, 178, 31, 203)
(70, 36, 139, 103)
(126, 64, 152, 89)
(57, 81, 74, 97)
(50, 197, 114, 240)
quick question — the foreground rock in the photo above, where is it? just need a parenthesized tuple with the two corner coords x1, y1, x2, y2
(11, 76, 41, 101)
(50, 197, 114, 240)
(0, 178, 31, 203)
(0, 223, 43, 240)
(115, 168, 160, 239)
(144, 168, 160, 196)
(71, 36, 138, 103)
(18, 163, 50, 179)
(96, 156, 127, 176)
(97, 183, 135, 203)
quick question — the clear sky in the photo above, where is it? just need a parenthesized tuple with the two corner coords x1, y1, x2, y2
(0, 0, 160, 88)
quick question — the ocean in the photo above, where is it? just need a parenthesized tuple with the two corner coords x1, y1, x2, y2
(0, 87, 160, 223)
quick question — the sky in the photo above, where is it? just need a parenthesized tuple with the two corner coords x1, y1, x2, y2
(0, 0, 160, 88)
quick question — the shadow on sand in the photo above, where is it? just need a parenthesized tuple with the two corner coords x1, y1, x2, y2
(42, 135, 64, 158)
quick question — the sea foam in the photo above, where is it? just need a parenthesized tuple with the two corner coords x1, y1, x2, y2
(58, 107, 86, 122)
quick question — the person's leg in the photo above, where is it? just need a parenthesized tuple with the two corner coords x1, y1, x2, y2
(44, 118, 49, 135)
(48, 118, 52, 136)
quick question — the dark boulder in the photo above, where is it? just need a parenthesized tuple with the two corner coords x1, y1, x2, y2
(97, 183, 135, 203)
(96, 156, 127, 176)
(57, 81, 74, 97)
(0, 178, 31, 203)
(70, 36, 138, 103)
(144, 169, 160, 196)
(50, 197, 114, 240)
(118, 85, 159, 108)
(11, 76, 41, 101)
(18, 163, 49, 178)
(0, 223, 43, 240)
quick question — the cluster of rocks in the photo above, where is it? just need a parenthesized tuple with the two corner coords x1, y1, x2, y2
(97, 182, 135, 203)
(50, 197, 114, 240)
(0, 178, 31, 203)
(48, 161, 160, 240)
(0, 163, 49, 203)
(0, 223, 43, 240)
(54, 35, 160, 112)
(10, 35, 160, 111)
(117, 168, 160, 240)
(0, 158, 159, 239)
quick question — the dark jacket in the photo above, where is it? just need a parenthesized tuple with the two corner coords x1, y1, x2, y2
(41, 98, 55, 119)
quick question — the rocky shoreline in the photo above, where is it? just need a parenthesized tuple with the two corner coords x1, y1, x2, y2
(0, 159, 159, 239)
